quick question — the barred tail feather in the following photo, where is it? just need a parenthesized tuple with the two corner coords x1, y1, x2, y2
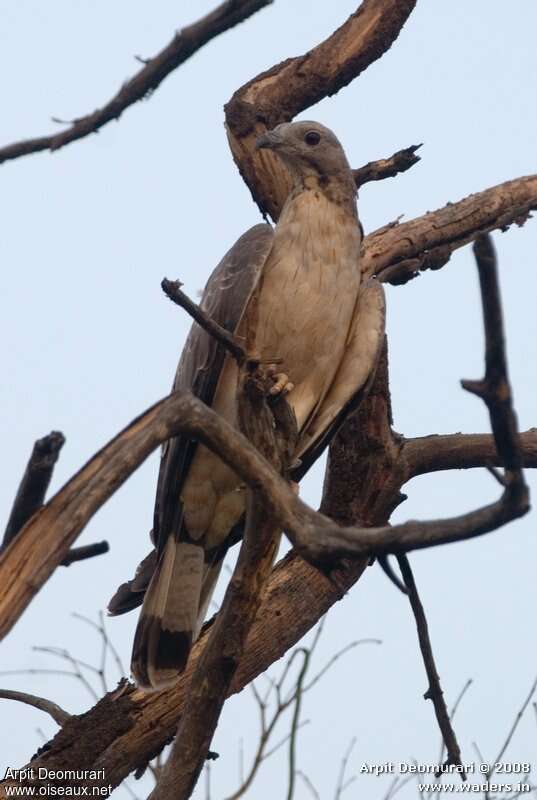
(131, 539, 204, 689)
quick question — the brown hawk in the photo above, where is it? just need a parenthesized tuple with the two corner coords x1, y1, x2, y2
(108, 121, 386, 689)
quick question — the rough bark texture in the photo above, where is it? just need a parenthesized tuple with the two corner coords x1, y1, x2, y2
(364, 175, 537, 284)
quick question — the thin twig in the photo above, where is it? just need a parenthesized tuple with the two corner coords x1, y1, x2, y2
(437, 679, 473, 766)
(161, 278, 247, 365)
(225, 618, 357, 800)
(302, 638, 381, 693)
(334, 737, 357, 799)
(296, 771, 321, 800)
(72, 612, 126, 679)
(397, 554, 466, 779)
(0, 688, 71, 726)
(487, 673, 537, 781)
(286, 649, 310, 800)
(32, 646, 100, 701)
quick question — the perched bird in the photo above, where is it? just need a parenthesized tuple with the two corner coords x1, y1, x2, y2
(108, 121, 385, 689)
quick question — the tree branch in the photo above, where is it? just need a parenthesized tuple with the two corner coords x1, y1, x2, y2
(363, 175, 537, 285)
(225, 0, 417, 218)
(2, 432, 65, 550)
(403, 429, 537, 479)
(60, 541, 110, 567)
(161, 278, 248, 365)
(352, 144, 422, 189)
(397, 555, 466, 778)
(0, 0, 273, 166)
(0, 688, 71, 727)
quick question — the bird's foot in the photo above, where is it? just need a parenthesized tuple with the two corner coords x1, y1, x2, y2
(267, 367, 294, 397)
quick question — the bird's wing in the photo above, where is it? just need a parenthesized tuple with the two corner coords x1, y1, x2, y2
(108, 223, 273, 615)
(291, 278, 386, 481)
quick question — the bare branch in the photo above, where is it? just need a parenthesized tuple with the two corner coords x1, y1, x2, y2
(437, 679, 473, 766)
(363, 174, 537, 285)
(461, 235, 524, 473)
(225, 0, 417, 218)
(2, 431, 65, 550)
(334, 737, 357, 799)
(404, 429, 537, 479)
(297, 772, 321, 800)
(0, 0, 273, 166)
(60, 541, 109, 567)
(286, 650, 309, 800)
(352, 144, 422, 188)
(0, 688, 71, 726)
(162, 278, 247, 365)
(397, 555, 466, 778)
(487, 673, 537, 782)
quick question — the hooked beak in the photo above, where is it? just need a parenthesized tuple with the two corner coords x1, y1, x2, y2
(255, 129, 284, 150)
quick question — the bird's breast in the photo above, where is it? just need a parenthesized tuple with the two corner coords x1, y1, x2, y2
(247, 190, 362, 429)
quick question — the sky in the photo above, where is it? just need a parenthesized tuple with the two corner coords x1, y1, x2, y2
(1, 2, 537, 799)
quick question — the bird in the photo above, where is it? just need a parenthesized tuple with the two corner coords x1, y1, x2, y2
(108, 120, 386, 689)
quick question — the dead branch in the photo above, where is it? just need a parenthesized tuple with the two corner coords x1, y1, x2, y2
(363, 174, 537, 285)
(60, 541, 109, 567)
(404, 429, 537, 478)
(397, 555, 466, 778)
(3, 432, 111, 570)
(486, 673, 537, 783)
(334, 738, 357, 799)
(0, 0, 273, 166)
(225, 0, 417, 218)
(461, 234, 524, 472)
(2, 431, 65, 550)
(0, 689, 71, 726)
(161, 278, 248, 365)
(437, 679, 473, 768)
(352, 144, 422, 188)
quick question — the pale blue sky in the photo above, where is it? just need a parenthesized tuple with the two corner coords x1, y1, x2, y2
(1, 2, 536, 798)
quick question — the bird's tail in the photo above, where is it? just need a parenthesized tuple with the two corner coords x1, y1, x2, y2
(131, 536, 221, 689)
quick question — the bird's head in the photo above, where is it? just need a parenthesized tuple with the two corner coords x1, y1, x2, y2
(255, 121, 354, 191)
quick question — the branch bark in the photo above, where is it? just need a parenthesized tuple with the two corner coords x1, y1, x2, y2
(353, 144, 422, 188)
(363, 175, 537, 285)
(225, 0, 417, 218)
(0, 0, 273, 166)
(404, 429, 537, 479)
(60, 541, 110, 567)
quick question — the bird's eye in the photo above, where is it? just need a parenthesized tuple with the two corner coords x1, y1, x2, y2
(304, 130, 321, 146)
